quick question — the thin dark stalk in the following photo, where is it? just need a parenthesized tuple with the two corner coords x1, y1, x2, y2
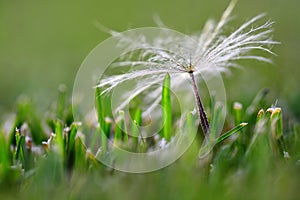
(189, 72, 210, 136)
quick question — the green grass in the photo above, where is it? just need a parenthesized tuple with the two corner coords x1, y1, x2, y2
(0, 81, 300, 200)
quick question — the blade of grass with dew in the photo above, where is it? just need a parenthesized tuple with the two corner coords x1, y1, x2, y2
(161, 73, 172, 141)
(216, 122, 248, 144)
(233, 102, 243, 125)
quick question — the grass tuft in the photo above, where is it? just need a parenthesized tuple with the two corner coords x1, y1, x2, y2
(0, 84, 299, 199)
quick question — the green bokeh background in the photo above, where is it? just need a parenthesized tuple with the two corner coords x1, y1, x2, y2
(0, 0, 299, 119)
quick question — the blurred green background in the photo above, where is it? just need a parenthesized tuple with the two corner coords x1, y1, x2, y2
(0, 0, 299, 119)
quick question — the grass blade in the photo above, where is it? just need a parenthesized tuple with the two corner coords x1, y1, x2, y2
(233, 102, 243, 125)
(216, 122, 248, 143)
(57, 84, 67, 119)
(161, 73, 172, 141)
(270, 107, 288, 158)
(209, 103, 224, 141)
(14, 128, 25, 166)
(54, 121, 64, 160)
(114, 111, 127, 145)
(95, 87, 105, 130)
(65, 123, 78, 169)
(95, 87, 109, 154)
(132, 109, 142, 150)
(0, 130, 9, 170)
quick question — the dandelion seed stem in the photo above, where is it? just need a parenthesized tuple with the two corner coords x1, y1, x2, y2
(189, 72, 210, 136)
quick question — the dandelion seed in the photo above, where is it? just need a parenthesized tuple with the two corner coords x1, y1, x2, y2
(96, 0, 278, 138)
